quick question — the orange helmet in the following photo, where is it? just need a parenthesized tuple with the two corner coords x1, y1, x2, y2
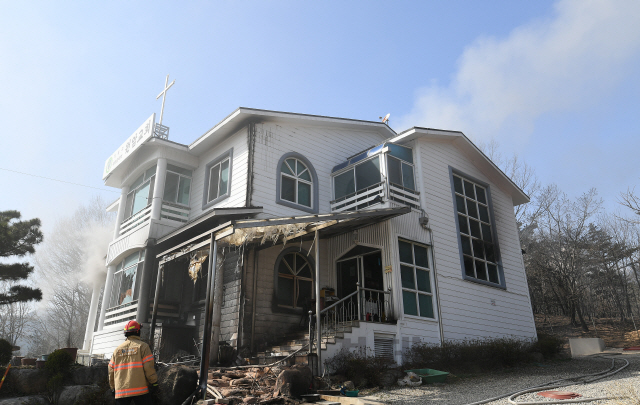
(124, 320, 142, 333)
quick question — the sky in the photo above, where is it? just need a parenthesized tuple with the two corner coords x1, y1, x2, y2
(1, 0, 640, 235)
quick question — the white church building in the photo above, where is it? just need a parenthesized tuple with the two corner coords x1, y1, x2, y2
(85, 106, 536, 368)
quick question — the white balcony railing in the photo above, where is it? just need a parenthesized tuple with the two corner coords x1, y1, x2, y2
(119, 204, 152, 236)
(160, 202, 190, 223)
(104, 301, 138, 327)
(388, 183, 421, 209)
(330, 181, 420, 212)
(330, 182, 385, 212)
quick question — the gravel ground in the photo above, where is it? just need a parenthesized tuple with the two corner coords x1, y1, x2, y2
(368, 352, 640, 405)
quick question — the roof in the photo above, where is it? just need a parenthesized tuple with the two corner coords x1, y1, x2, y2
(390, 127, 530, 206)
(156, 207, 410, 262)
(188, 107, 398, 156)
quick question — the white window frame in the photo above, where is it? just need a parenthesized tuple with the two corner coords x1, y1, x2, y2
(124, 166, 156, 220)
(399, 239, 436, 319)
(386, 154, 416, 191)
(280, 158, 313, 208)
(202, 148, 233, 210)
(208, 157, 230, 203)
(331, 155, 383, 200)
(108, 250, 144, 310)
(163, 165, 192, 207)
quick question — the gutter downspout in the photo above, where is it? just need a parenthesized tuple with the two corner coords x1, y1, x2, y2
(412, 139, 445, 345)
(246, 123, 256, 207)
(428, 227, 445, 345)
(198, 235, 218, 399)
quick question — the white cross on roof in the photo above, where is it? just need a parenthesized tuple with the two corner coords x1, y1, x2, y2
(156, 74, 175, 126)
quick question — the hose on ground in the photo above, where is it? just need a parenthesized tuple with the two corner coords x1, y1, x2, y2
(462, 355, 629, 405)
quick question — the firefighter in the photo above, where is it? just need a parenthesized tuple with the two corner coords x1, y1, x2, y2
(108, 320, 159, 405)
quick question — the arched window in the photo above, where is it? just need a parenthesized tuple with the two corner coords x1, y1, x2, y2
(276, 250, 313, 309)
(276, 153, 319, 214)
(280, 158, 312, 207)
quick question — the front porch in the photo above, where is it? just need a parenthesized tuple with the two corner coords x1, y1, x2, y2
(151, 207, 410, 383)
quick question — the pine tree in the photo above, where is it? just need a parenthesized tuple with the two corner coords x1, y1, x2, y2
(0, 210, 43, 305)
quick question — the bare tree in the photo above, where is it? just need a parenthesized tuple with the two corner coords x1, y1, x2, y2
(476, 139, 542, 229)
(33, 196, 114, 349)
(525, 186, 603, 332)
(0, 281, 33, 345)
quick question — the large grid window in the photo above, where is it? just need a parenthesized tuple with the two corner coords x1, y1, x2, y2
(276, 251, 313, 309)
(281, 158, 312, 208)
(453, 174, 500, 285)
(399, 240, 434, 318)
(163, 164, 192, 206)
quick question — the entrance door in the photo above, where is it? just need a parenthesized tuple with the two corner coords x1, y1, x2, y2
(337, 258, 359, 298)
(336, 250, 383, 298)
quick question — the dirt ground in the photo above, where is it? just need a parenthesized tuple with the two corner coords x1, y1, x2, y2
(535, 314, 640, 348)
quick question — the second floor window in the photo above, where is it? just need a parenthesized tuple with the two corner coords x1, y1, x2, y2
(281, 158, 312, 207)
(108, 250, 144, 309)
(453, 173, 501, 286)
(207, 156, 230, 203)
(333, 156, 381, 200)
(163, 164, 192, 206)
(124, 165, 156, 219)
(386, 143, 415, 191)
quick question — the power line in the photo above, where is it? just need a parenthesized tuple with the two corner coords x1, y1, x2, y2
(0, 167, 119, 193)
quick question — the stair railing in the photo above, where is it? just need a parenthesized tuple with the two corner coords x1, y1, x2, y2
(358, 286, 394, 323)
(314, 283, 394, 348)
(316, 289, 359, 346)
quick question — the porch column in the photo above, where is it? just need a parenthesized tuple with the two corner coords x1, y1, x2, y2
(135, 242, 156, 323)
(210, 249, 225, 365)
(98, 265, 116, 331)
(199, 235, 218, 399)
(150, 158, 167, 221)
(315, 230, 321, 376)
(83, 281, 102, 350)
(113, 186, 129, 238)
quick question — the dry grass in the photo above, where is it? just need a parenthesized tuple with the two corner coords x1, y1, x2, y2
(535, 314, 640, 348)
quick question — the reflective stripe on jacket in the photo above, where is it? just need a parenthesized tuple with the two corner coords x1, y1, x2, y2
(108, 336, 158, 399)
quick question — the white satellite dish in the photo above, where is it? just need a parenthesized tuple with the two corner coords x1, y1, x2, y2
(381, 113, 390, 124)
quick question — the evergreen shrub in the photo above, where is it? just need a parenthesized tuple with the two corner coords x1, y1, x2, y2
(0, 339, 11, 366)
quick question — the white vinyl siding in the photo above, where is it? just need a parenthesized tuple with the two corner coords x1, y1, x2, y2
(251, 123, 388, 217)
(416, 139, 536, 341)
(189, 127, 249, 218)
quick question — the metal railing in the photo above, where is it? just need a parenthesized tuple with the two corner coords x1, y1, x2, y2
(119, 204, 152, 236)
(330, 180, 420, 212)
(388, 182, 420, 209)
(161, 201, 190, 223)
(330, 182, 385, 212)
(154, 123, 170, 139)
(313, 283, 394, 348)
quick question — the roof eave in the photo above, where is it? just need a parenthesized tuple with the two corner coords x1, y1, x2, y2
(392, 127, 530, 206)
(188, 107, 398, 156)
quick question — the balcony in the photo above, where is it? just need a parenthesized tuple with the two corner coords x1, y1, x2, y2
(160, 201, 190, 223)
(330, 181, 420, 212)
(104, 301, 138, 328)
(119, 204, 152, 236)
